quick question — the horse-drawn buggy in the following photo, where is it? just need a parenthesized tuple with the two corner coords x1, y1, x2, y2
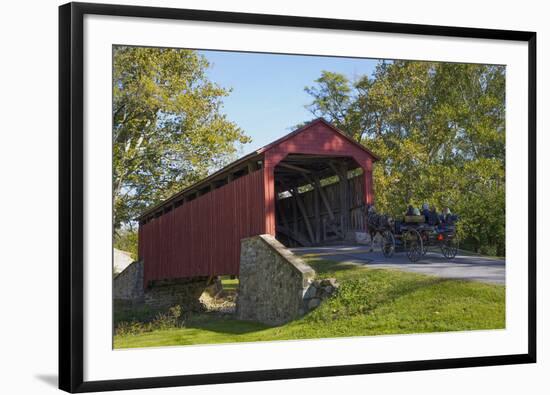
(365, 205, 459, 262)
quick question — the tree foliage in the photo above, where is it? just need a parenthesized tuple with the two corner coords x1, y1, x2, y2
(113, 46, 250, 230)
(306, 61, 505, 255)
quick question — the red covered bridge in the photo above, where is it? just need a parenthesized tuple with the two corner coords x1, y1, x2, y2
(137, 119, 378, 287)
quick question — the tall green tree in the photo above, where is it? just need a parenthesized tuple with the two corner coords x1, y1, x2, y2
(113, 46, 250, 231)
(305, 61, 505, 255)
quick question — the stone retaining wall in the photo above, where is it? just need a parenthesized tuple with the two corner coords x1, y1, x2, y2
(237, 234, 331, 326)
(113, 260, 144, 302)
(113, 260, 211, 311)
(144, 277, 210, 312)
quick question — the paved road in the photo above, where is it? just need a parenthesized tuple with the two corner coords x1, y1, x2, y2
(290, 245, 505, 285)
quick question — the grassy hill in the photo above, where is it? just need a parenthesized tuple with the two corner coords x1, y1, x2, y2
(114, 258, 505, 349)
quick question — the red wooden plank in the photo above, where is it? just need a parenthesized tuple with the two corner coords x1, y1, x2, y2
(140, 169, 266, 285)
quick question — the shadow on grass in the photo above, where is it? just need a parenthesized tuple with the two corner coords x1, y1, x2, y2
(184, 314, 271, 335)
(305, 259, 360, 275)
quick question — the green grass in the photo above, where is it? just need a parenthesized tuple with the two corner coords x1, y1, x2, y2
(114, 259, 505, 349)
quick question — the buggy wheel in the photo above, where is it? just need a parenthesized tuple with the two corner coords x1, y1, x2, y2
(441, 237, 459, 259)
(421, 237, 428, 256)
(405, 229, 423, 262)
(381, 230, 395, 258)
(419, 229, 430, 256)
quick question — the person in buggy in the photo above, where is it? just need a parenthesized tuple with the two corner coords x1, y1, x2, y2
(440, 207, 452, 223)
(406, 204, 420, 216)
(428, 205, 441, 226)
(420, 203, 440, 226)
(439, 207, 458, 230)
(421, 202, 430, 218)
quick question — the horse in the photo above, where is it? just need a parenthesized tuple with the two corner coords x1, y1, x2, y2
(365, 204, 395, 252)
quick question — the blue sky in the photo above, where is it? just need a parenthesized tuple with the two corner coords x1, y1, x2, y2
(198, 50, 379, 153)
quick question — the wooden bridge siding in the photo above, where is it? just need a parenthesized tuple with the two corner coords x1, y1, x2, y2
(263, 121, 374, 235)
(349, 175, 368, 231)
(139, 169, 266, 286)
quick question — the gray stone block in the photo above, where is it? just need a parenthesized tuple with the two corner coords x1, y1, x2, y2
(307, 298, 321, 310)
(113, 260, 144, 302)
(236, 234, 316, 326)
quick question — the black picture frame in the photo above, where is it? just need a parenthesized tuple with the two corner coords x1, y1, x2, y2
(59, 2, 537, 393)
